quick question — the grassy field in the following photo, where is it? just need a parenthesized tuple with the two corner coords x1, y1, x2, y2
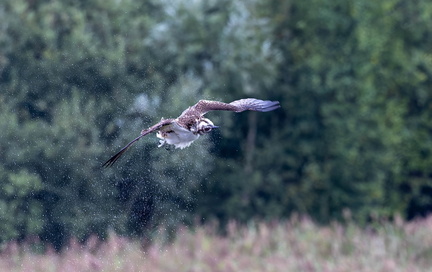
(1, 215, 432, 272)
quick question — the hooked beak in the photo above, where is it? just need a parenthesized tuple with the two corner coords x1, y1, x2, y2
(212, 125, 219, 129)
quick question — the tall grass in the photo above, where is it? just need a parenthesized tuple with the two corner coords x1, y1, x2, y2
(1, 215, 432, 272)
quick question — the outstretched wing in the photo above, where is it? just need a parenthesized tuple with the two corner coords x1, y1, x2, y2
(179, 98, 280, 118)
(102, 118, 174, 168)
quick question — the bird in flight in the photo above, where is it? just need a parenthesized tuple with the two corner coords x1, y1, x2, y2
(103, 98, 280, 167)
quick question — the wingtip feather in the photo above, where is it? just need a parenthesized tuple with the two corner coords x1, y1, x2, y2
(250, 99, 281, 112)
(102, 140, 135, 168)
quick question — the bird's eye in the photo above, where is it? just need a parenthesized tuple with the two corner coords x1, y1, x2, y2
(204, 127, 212, 132)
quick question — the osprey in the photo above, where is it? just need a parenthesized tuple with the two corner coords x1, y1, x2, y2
(103, 98, 280, 167)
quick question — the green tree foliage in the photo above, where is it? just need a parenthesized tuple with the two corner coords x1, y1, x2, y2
(0, 0, 175, 245)
(198, 0, 432, 224)
(0, 0, 432, 248)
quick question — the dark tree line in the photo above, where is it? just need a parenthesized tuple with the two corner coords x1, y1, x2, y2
(0, 0, 431, 248)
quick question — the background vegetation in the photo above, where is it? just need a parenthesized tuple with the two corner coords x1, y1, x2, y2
(0, 0, 432, 250)
(1, 216, 432, 272)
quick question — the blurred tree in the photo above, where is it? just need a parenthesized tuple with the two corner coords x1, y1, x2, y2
(0, 0, 170, 246)
(0, 105, 45, 242)
(198, 0, 432, 224)
(1, 0, 432, 248)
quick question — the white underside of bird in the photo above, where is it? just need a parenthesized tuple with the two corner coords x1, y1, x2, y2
(156, 122, 199, 149)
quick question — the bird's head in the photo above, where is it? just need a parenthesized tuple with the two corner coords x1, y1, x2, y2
(196, 118, 218, 135)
